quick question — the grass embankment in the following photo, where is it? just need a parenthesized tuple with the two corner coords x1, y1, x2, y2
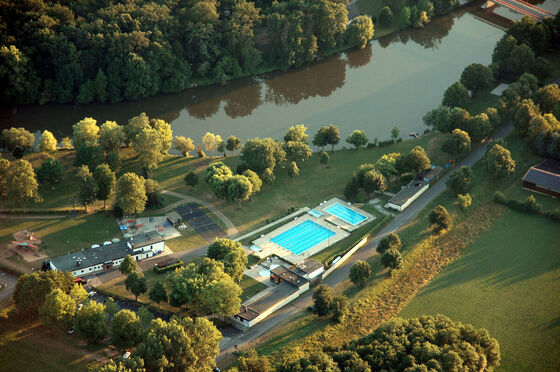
(0, 306, 110, 371)
(254, 134, 560, 360)
(154, 133, 447, 233)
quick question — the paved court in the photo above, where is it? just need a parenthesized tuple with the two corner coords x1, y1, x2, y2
(174, 204, 225, 242)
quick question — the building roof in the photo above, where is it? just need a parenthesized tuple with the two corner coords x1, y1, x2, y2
(388, 181, 428, 206)
(420, 166, 443, 180)
(271, 265, 308, 288)
(523, 159, 560, 192)
(236, 306, 260, 321)
(50, 231, 163, 272)
(237, 282, 299, 321)
(292, 259, 324, 275)
(166, 211, 182, 224)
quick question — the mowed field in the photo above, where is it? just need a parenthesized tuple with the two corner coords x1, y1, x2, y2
(400, 211, 560, 371)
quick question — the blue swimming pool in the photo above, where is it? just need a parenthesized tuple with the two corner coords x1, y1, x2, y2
(324, 203, 368, 225)
(271, 220, 335, 255)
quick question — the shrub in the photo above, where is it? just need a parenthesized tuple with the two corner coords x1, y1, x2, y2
(493, 191, 507, 204)
(544, 209, 560, 221)
(377, 139, 394, 147)
(153, 260, 184, 274)
(456, 193, 472, 210)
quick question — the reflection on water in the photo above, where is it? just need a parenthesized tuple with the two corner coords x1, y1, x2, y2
(0, 2, 532, 144)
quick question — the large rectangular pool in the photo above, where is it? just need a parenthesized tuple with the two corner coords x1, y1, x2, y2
(324, 203, 368, 225)
(271, 220, 335, 255)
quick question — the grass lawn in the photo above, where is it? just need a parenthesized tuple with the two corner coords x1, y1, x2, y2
(464, 89, 501, 115)
(0, 306, 109, 371)
(154, 133, 447, 233)
(164, 229, 207, 252)
(399, 211, 560, 371)
(0, 212, 121, 258)
(240, 275, 268, 302)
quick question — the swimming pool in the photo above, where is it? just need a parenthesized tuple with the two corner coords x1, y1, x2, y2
(271, 220, 335, 255)
(324, 203, 368, 225)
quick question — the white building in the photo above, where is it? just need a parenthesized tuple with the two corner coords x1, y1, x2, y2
(386, 181, 429, 212)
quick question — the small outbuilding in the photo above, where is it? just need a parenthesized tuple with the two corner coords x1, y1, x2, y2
(386, 180, 429, 212)
(419, 165, 443, 183)
(165, 211, 182, 226)
(522, 159, 560, 198)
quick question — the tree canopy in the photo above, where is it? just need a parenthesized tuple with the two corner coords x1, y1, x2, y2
(115, 173, 147, 215)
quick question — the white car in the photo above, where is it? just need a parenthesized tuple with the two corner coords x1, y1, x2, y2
(123, 351, 131, 359)
(77, 303, 83, 311)
(88, 291, 96, 298)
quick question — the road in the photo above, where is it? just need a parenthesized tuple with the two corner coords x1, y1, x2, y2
(217, 122, 514, 360)
(492, 0, 551, 22)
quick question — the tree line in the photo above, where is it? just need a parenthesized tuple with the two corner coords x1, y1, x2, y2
(0, 0, 373, 105)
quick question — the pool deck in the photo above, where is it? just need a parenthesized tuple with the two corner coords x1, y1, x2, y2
(314, 197, 375, 232)
(251, 214, 349, 265)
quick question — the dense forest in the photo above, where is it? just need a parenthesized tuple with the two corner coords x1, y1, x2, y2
(0, 0, 375, 105)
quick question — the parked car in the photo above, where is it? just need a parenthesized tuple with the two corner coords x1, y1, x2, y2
(77, 303, 83, 311)
(123, 351, 131, 360)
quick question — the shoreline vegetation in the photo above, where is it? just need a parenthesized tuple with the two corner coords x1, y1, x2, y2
(0, 0, 463, 106)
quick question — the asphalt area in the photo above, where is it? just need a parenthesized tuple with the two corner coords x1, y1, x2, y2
(174, 204, 226, 242)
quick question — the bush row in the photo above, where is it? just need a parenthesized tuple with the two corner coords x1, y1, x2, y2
(494, 192, 560, 221)
(153, 260, 184, 274)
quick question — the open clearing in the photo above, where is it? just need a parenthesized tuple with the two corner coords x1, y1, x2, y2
(400, 211, 560, 371)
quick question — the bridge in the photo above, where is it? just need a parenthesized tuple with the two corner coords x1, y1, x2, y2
(484, 0, 553, 21)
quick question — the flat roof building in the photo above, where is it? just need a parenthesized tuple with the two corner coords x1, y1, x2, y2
(522, 159, 560, 198)
(386, 180, 429, 212)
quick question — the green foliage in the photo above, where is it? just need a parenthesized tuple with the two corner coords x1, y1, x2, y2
(284, 124, 309, 143)
(320, 151, 330, 166)
(404, 146, 431, 174)
(456, 193, 472, 210)
(77, 165, 97, 212)
(243, 169, 262, 195)
(446, 166, 473, 195)
(463, 113, 492, 142)
(14, 270, 75, 317)
(94, 164, 116, 208)
(39, 289, 76, 331)
(116, 173, 147, 215)
(376, 232, 402, 254)
(38, 130, 58, 153)
(237, 349, 271, 372)
(460, 63, 494, 96)
(149, 280, 168, 304)
(0, 158, 9, 199)
(513, 99, 541, 135)
(288, 161, 300, 178)
(226, 136, 242, 155)
(380, 248, 403, 271)
(75, 143, 105, 171)
(36, 158, 64, 186)
(135, 317, 221, 371)
(173, 136, 195, 157)
(104, 297, 120, 320)
(9, 159, 42, 206)
(330, 295, 349, 323)
(74, 301, 107, 344)
(313, 125, 340, 152)
(145, 178, 163, 209)
(429, 205, 451, 232)
(349, 260, 371, 287)
(111, 310, 143, 351)
(125, 113, 150, 146)
(262, 167, 276, 184)
(442, 81, 470, 108)
(120, 255, 138, 276)
(137, 306, 153, 327)
(486, 144, 516, 178)
(73, 117, 99, 147)
(345, 15, 374, 49)
(441, 128, 471, 157)
(99, 121, 125, 153)
(374, 153, 401, 179)
(106, 151, 121, 172)
(241, 137, 286, 174)
(312, 284, 333, 316)
(346, 130, 369, 149)
(207, 238, 248, 283)
(184, 171, 199, 187)
(2, 127, 34, 150)
(284, 141, 312, 163)
(379, 6, 394, 27)
(344, 176, 360, 201)
(125, 272, 148, 300)
(532, 84, 560, 115)
(390, 126, 400, 142)
(361, 170, 386, 196)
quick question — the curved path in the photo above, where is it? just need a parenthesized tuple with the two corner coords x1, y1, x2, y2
(217, 122, 514, 361)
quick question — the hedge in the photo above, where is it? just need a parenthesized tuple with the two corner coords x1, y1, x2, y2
(494, 191, 560, 221)
(153, 260, 184, 274)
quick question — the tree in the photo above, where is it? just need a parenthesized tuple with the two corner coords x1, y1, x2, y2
(528, 113, 560, 142)
(243, 169, 262, 196)
(120, 255, 138, 276)
(73, 117, 99, 147)
(288, 161, 300, 178)
(390, 126, 400, 142)
(320, 151, 329, 167)
(133, 127, 164, 173)
(533, 84, 560, 114)
(346, 130, 369, 149)
(460, 63, 494, 97)
(116, 173, 147, 215)
(38, 130, 57, 154)
(9, 159, 42, 207)
(457, 193, 472, 210)
(405, 146, 430, 174)
(202, 132, 219, 155)
(262, 168, 275, 184)
(99, 121, 125, 153)
(135, 317, 221, 371)
(173, 136, 195, 157)
(349, 260, 371, 287)
(0, 158, 9, 199)
(36, 158, 64, 186)
(344, 176, 360, 200)
(237, 349, 271, 372)
(14, 270, 75, 317)
(429, 205, 451, 232)
(312, 284, 333, 316)
(75, 143, 104, 171)
(207, 238, 247, 282)
(151, 119, 173, 154)
(345, 15, 374, 49)
(125, 113, 150, 145)
(184, 171, 199, 188)
(442, 81, 469, 108)
(325, 125, 341, 152)
(137, 306, 153, 327)
(125, 272, 147, 300)
(226, 136, 242, 155)
(241, 138, 286, 173)
(486, 144, 515, 178)
(362, 170, 386, 197)
(104, 298, 120, 320)
(39, 289, 76, 330)
(441, 128, 471, 158)
(284, 141, 312, 163)
(312, 127, 329, 151)
(196, 145, 206, 158)
(463, 113, 492, 142)
(446, 166, 473, 195)
(149, 281, 168, 305)
(376, 232, 402, 254)
(330, 295, 348, 323)
(513, 99, 541, 135)
(74, 301, 107, 344)
(2, 127, 34, 150)
(379, 6, 394, 27)
(60, 137, 73, 150)
(374, 152, 401, 179)
(77, 165, 97, 212)
(381, 248, 403, 272)
(284, 124, 308, 143)
(94, 164, 116, 209)
(205, 162, 234, 199)
(145, 178, 163, 209)
(111, 310, 143, 351)
(226, 175, 254, 206)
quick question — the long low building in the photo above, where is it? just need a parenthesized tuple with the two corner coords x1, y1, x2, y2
(522, 159, 560, 198)
(386, 180, 429, 211)
(49, 231, 164, 276)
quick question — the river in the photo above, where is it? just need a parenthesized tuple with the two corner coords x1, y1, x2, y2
(1, 1, 558, 145)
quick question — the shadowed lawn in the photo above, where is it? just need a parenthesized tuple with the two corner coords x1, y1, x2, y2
(399, 211, 560, 372)
(240, 275, 268, 302)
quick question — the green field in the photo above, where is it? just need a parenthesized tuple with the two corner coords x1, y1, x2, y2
(400, 211, 560, 371)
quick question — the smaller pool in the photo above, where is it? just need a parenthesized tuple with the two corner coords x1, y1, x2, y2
(324, 203, 367, 225)
(308, 209, 322, 218)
